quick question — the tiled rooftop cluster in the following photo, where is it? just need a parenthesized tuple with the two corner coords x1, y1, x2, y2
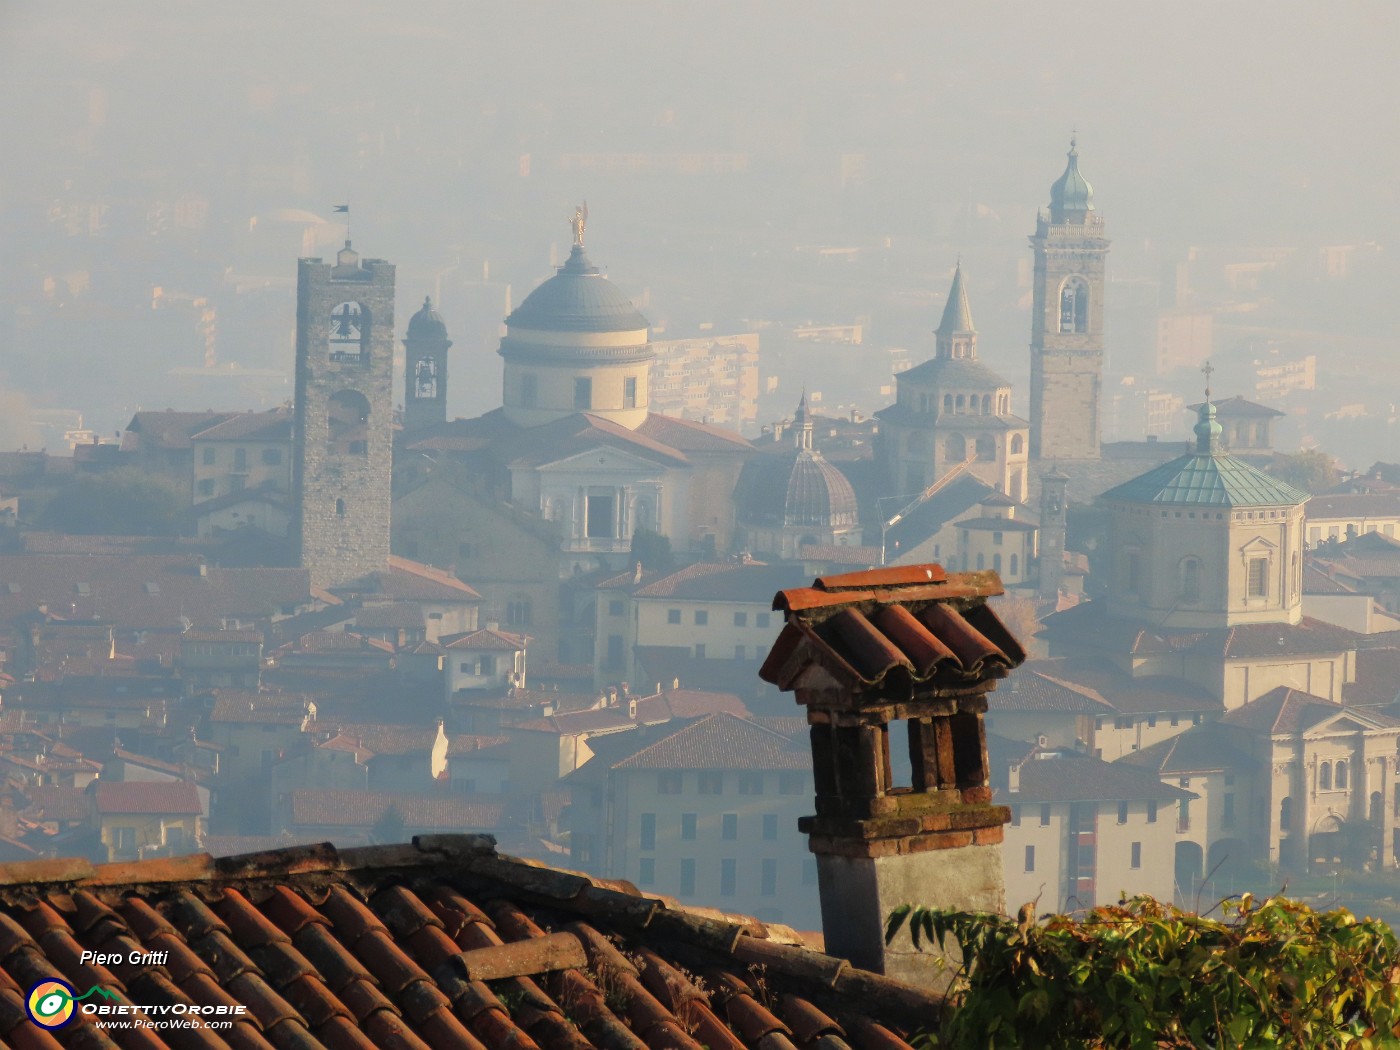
(0, 836, 935, 1050)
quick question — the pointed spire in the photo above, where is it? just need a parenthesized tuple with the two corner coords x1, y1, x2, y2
(937, 261, 976, 336)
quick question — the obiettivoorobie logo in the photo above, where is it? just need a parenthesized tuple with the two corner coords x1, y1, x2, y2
(26, 979, 118, 1029)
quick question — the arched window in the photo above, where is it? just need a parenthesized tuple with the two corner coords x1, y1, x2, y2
(1011, 434, 1024, 455)
(975, 435, 995, 461)
(1372, 791, 1383, 824)
(943, 394, 953, 413)
(981, 394, 991, 414)
(520, 373, 538, 408)
(1320, 762, 1332, 791)
(955, 394, 966, 412)
(993, 554, 1002, 573)
(328, 389, 371, 455)
(1059, 278, 1089, 334)
(330, 301, 368, 360)
(976, 553, 985, 570)
(946, 434, 966, 461)
(335, 498, 346, 517)
(1335, 760, 1348, 789)
(1180, 558, 1202, 604)
(1280, 796, 1292, 830)
(412, 358, 438, 400)
(1009, 554, 1018, 576)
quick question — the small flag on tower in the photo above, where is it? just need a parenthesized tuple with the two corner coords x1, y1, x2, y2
(332, 204, 349, 213)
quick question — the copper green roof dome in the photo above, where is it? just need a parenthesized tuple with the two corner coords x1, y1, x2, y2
(505, 244, 650, 333)
(1049, 138, 1094, 222)
(1101, 401, 1308, 508)
(406, 296, 449, 340)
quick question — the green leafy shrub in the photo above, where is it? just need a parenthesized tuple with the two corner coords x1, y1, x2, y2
(887, 894, 1400, 1049)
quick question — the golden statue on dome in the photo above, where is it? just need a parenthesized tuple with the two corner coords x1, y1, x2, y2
(569, 201, 588, 247)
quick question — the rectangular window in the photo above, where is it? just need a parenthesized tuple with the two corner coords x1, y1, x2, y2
(756, 613, 771, 629)
(1147, 800, 1158, 824)
(1024, 845, 1035, 872)
(586, 493, 615, 539)
(698, 772, 723, 795)
(720, 859, 737, 896)
(722, 813, 738, 840)
(681, 813, 697, 840)
(694, 610, 708, 626)
(734, 645, 745, 660)
(779, 772, 805, 795)
(1248, 558, 1268, 598)
(166, 826, 185, 850)
(695, 643, 706, 658)
(680, 859, 695, 895)
(761, 858, 778, 896)
(232, 447, 247, 470)
(1147, 715, 1157, 728)
(993, 531, 1003, 545)
(739, 773, 764, 795)
(639, 813, 656, 851)
(574, 377, 592, 410)
(762, 813, 778, 840)
(1010, 806, 1021, 828)
(638, 858, 655, 886)
(605, 635, 624, 670)
(201, 447, 215, 465)
(1178, 799, 1191, 833)
(1117, 801, 1129, 825)
(1040, 804, 1051, 827)
(667, 609, 681, 624)
(1131, 842, 1142, 869)
(196, 478, 215, 496)
(734, 612, 747, 627)
(1223, 793, 1235, 828)
(624, 376, 638, 409)
(658, 772, 683, 795)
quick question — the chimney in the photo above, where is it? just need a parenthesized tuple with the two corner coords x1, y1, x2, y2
(632, 562, 643, 584)
(628, 698, 638, 719)
(760, 563, 1027, 989)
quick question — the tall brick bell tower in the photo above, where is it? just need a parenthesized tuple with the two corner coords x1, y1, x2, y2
(761, 565, 1026, 987)
(1029, 137, 1109, 462)
(294, 241, 395, 589)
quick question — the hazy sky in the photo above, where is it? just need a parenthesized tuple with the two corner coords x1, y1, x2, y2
(1, 1, 1397, 438)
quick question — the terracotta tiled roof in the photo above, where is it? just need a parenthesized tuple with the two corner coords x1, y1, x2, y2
(93, 780, 201, 815)
(1303, 564, 1360, 594)
(305, 722, 441, 757)
(1219, 687, 1400, 734)
(288, 790, 508, 830)
(997, 750, 1197, 804)
(209, 692, 315, 726)
(511, 691, 748, 736)
(508, 412, 693, 469)
(994, 664, 1118, 714)
(610, 713, 810, 771)
(632, 561, 796, 603)
(446, 734, 510, 757)
(634, 413, 754, 453)
(441, 627, 529, 651)
(122, 410, 235, 451)
(189, 407, 292, 443)
(0, 836, 932, 1049)
(1119, 728, 1257, 776)
(1305, 492, 1400, 519)
(797, 544, 884, 567)
(761, 565, 1025, 691)
(21, 785, 91, 823)
(1345, 648, 1400, 707)
(276, 629, 395, 655)
(332, 557, 483, 603)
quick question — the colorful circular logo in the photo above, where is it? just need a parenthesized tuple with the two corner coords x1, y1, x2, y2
(26, 979, 77, 1029)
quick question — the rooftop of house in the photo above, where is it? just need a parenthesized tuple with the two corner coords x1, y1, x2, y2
(0, 835, 934, 1049)
(330, 556, 483, 604)
(994, 748, 1197, 805)
(1118, 726, 1259, 776)
(1219, 686, 1400, 735)
(92, 780, 202, 816)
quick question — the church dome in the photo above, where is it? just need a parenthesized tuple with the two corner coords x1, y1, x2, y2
(505, 245, 650, 334)
(406, 296, 448, 340)
(1050, 139, 1094, 219)
(738, 449, 860, 529)
(897, 355, 1010, 393)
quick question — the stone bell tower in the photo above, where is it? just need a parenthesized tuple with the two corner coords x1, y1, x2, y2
(760, 564, 1026, 987)
(403, 296, 451, 434)
(293, 241, 395, 589)
(1029, 138, 1110, 462)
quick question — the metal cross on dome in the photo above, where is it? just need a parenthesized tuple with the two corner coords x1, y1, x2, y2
(1202, 360, 1214, 401)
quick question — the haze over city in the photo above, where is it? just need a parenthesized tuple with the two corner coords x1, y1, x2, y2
(0, 6, 1399, 1044)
